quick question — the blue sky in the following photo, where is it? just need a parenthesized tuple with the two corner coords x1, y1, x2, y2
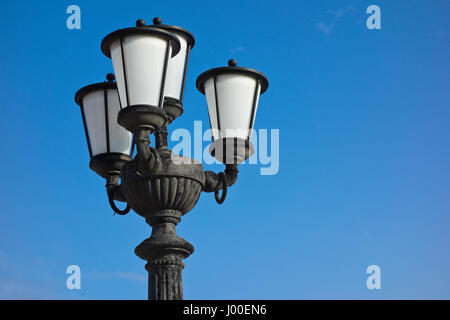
(0, 0, 449, 299)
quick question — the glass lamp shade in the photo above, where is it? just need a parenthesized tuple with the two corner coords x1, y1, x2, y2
(101, 22, 181, 110)
(152, 19, 195, 123)
(196, 60, 269, 164)
(75, 74, 133, 178)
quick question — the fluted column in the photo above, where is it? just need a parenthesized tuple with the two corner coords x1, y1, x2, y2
(135, 209, 194, 300)
(146, 259, 185, 300)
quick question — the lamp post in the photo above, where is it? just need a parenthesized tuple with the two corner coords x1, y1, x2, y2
(74, 17, 268, 300)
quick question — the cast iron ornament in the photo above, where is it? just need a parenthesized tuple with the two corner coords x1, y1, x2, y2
(105, 124, 239, 299)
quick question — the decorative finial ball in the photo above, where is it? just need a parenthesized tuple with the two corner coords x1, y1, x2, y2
(153, 17, 162, 25)
(106, 73, 115, 81)
(228, 59, 237, 67)
(136, 19, 146, 27)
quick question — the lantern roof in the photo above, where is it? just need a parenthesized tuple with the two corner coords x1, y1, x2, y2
(151, 17, 195, 48)
(75, 73, 117, 106)
(196, 59, 269, 95)
(101, 20, 181, 58)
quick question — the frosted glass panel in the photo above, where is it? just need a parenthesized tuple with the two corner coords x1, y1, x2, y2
(204, 78, 219, 140)
(215, 74, 260, 140)
(83, 91, 107, 156)
(249, 84, 260, 139)
(164, 35, 187, 100)
(106, 89, 132, 154)
(110, 35, 170, 108)
(110, 40, 126, 109)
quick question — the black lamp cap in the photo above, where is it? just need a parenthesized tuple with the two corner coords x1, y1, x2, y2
(228, 59, 237, 66)
(101, 22, 181, 58)
(106, 73, 115, 82)
(75, 75, 117, 106)
(150, 17, 195, 48)
(136, 19, 146, 27)
(196, 60, 269, 95)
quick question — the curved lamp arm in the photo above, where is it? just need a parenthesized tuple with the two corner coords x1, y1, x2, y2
(203, 164, 239, 204)
(135, 128, 159, 176)
(105, 175, 130, 215)
(104, 127, 162, 215)
(155, 125, 169, 150)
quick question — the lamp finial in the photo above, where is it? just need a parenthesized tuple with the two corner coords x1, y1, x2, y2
(153, 17, 162, 25)
(136, 19, 146, 27)
(228, 59, 237, 67)
(106, 73, 115, 82)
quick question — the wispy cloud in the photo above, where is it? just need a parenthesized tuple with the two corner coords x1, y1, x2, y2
(115, 272, 146, 282)
(326, 5, 355, 19)
(316, 21, 333, 36)
(0, 281, 45, 299)
(89, 270, 146, 283)
(0, 250, 50, 299)
(228, 46, 246, 53)
(316, 5, 356, 36)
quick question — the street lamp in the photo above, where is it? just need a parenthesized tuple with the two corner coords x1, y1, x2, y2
(74, 17, 268, 300)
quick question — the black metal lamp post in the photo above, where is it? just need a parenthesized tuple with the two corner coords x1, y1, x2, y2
(74, 18, 269, 300)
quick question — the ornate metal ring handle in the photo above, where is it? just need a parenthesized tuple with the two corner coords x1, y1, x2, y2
(107, 187, 131, 215)
(214, 172, 228, 204)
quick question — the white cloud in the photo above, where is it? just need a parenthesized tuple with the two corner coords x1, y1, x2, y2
(228, 46, 246, 53)
(326, 5, 355, 19)
(316, 5, 356, 36)
(316, 21, 333, 36)
(89, 270, 146, 283)
(115, 271, 146, 282)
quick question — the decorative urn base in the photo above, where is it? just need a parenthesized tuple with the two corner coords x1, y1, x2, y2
(117, 147, 204, 299)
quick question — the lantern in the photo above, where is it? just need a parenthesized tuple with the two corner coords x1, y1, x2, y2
(101, 19, 181, 132)
(151, 17, 195, 123)
(196, 59, 269, 164)
(75, 73, 133, 178)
